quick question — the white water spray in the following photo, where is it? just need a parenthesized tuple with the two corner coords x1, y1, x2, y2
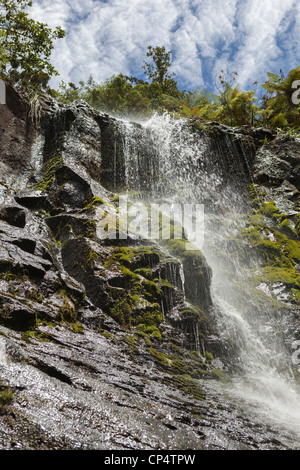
(117, 112, 300, 440)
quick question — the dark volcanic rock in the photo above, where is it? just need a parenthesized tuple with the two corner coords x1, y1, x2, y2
(0, 84, 36, 182)
(0, 206, 26, 228)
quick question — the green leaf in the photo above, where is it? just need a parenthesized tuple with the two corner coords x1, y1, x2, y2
(0, 0, 65, 93)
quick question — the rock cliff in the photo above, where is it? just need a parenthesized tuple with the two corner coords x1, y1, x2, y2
(0, 83, 300, 450)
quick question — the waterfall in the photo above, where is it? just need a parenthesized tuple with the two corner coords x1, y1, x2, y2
(113, 112, 300, 437)
(179, 262, 185, 301)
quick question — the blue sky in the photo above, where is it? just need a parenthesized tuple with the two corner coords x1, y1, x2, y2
(29, 0, 300, 93)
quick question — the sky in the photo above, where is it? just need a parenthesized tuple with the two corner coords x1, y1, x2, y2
(28, 0, 300, 93)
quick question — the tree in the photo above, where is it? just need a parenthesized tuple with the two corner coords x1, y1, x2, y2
(56, 45, 186, 116)
(179, 88, 219, 120)
(55, 80, 82, 104)
(0, 0, 65, 94)
(142, 45, 182, 98)
(212, 71, 259, 126)
(57, 74, 154, 117)
(260, 68, 300, 128)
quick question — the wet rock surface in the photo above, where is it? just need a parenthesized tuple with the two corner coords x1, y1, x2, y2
(0, 323, 296, 450)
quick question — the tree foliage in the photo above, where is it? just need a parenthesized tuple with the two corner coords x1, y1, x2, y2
(210, 71, 259, 126)
(260, 67, 300, 128)
(57, 74, 156, 117)
(56, 45, 186, 117)
(0, 0, 65, 94)
(178, 88, 218, 120)
(56, 63, 300, 132)
(142, 45, 183, 98)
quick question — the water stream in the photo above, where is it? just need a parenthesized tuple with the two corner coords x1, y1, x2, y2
(115, 112, 300, 442)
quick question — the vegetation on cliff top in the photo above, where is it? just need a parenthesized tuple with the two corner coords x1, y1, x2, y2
(55, 56, 300, 132)
(0, 0, 65, 94)
(1, 1, 300, 132)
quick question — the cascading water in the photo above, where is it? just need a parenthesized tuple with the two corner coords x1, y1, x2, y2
(115, 112, 300, 442)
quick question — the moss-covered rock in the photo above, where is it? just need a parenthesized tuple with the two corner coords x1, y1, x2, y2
(237, 197, 300, 307)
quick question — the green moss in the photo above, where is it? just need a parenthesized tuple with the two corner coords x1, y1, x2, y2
(149, 347, 172, 369)
(104, 247, 135, 269)
(35, 151, 62, 192)
(20, 328, 55, 343)
(247, 213, 266, 226)
(109, 296, 133, 327)
(0, 388, 14, 407)
(116, 253, 132, 266)
(253, 266, 300, 288)
(162, 374, 205, 401)
(104, 244, 166, 330)
(232, 280, 285, 314)
(71, 323, 84, 334)
(279, 218, 292, 230)
(98, 330, 112, 339)
(249, 183, 260, 199)
(136, 329, 153, 345)
(134, 267, 153, 280)
(291, 288, 300, 304)
(181, 306, 204, 317)
(283, 238, 300, 263)
(147, 347, 210, 400)
(242, 217, 300, 268)
(81, 219, 97, 239)
(252, 197, 262, 208)
(163, 238, 202, 260)
(110, 195, 120, 206)
(105, 245, 162, 271)
(232, 195, 300, 308)
(133, 302, 163, 328)
(212, 368, 230, 383)
(87, 249, 99, 268)
(295, 215, 300, 237)
(260, 201, 280, 217)
(119, 266, 140, 284)
(108, 287, 162, 329)
(205, 351, 214, 361)
(122, 335, 139, 354)
(279, 218, 298, 239)
(57, 289, 77, 323)
(83, 196, 106, 211)
(159, 278, 174, 288)
(142, 279, 163, 302)
(149, 328, 162, 341)
(137, 324, 160, 335)
(108, 270, 164, 327)
(242, 224, 264, 245)
(26, 288, 45, 303)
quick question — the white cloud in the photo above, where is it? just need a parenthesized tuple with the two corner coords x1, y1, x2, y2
(209, 0, 300, 90)
(170, 0, 238, 87)
(27, 0, 300, 92)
